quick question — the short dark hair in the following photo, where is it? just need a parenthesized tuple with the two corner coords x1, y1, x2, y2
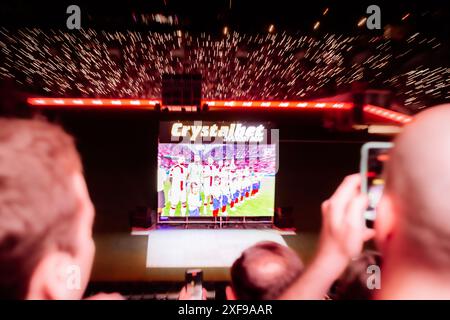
(230, 241, 303, 300)
(0, 118, 83, 299)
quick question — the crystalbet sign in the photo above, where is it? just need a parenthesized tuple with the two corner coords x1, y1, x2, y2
(171, 122, 266, 143)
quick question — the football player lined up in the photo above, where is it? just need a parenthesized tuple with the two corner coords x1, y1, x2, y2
(187, 182, 202, 217)
(202, 157, 216, 214)
(169, 156, 188, 216)
(211, 176, 222, 217)
(167, 154, 262, 217)
(187, 154, 202, 187)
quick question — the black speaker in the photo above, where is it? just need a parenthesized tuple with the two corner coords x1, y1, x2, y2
(274, 207, 295, 228)
(352, 92, 365, 124)
(129, 206, 153, 228)
(162, 73, 202, 106)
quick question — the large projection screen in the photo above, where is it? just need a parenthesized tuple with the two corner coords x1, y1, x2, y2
(157, 121, 276, 218)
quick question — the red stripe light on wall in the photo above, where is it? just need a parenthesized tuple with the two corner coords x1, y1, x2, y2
(27, 98, 353, 110)
(363, 104, 413, 124)
(27, 98, 412, 125)
(203, 100, 353, 109)
(27, 98, 162, 108)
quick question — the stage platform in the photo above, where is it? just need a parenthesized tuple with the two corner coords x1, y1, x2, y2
(146, 229, 287, 268)
(90, 230, 318, 283)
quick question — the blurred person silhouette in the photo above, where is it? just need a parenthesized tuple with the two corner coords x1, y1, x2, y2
(282, 104, 450, 300)
(226, 241, 304, 300)
(0, 118, 121, 300)
(329, 251, 382, 300)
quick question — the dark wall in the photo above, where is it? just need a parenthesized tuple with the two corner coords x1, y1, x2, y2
(52, 110, 158, 233)
(276, 141, 361, 231)
(44, 108, 370, 233)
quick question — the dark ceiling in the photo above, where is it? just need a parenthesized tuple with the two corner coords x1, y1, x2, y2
(0, 0, 448, 36)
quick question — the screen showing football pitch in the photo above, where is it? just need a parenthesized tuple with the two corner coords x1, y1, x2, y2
(157, 121, 277, 217)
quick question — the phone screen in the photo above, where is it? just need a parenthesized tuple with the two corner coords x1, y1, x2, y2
(361, 142, 393, 227)
(185, 269, 203, 300)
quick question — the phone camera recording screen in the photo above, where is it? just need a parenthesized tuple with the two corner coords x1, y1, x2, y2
(185, 269, 203, 300)
(365, 148, 390, 222)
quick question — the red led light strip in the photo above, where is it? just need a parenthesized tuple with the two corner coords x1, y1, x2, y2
(363, 104, 413, 124)
(27, 98, 161, 108)
(27, 98, 353, 110)
(202, 100, 353, 109)
(27, 98, 412, 125)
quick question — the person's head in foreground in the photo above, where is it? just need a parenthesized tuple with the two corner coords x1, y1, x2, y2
(375, 104, 450, 299)
(0, 118, 95, 299)
(227, 241, 303, 300)
(281, 104, 450, 300)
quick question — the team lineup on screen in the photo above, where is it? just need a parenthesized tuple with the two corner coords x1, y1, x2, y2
(157, 120, 276, 217)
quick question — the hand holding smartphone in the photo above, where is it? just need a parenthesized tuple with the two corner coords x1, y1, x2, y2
(360, 142, 393, 228)
(184, 269, 203, 300)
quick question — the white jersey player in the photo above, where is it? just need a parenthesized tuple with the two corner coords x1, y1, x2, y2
(211, 176, 222, 217)
(229, 159, 237, 179)
(251, 170, 261, 198)
(243, 169, 252, 200)
(230, 176, 239, 211)
(169, 156, 188, 216)
(202, 157, 216, 212)
(220, 177, 231, 216)
(187, 182, 202, 217)
(187, 154, 202, 186)
(237, 168, 246, 205)
(218, 160, 228, 187)
(157, 158, 168, 214)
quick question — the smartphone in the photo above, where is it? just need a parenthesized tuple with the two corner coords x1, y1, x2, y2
(185, 269, 203, 300)
(360, 142, 393, 228)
